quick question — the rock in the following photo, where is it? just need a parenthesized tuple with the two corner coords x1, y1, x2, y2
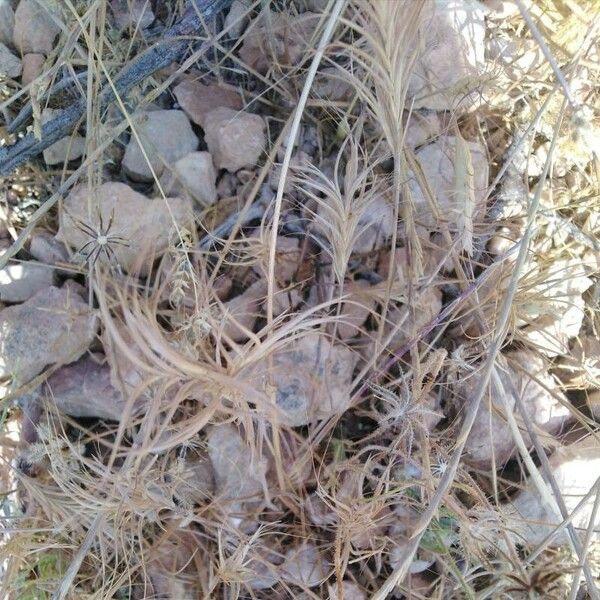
(407, 0, 486, 111)
(0, 261, 55, 302)
(43, 356, 131, 421)
(0, 285, 96, 388)
(251, 233, 301, 282)
(0, 1, 15, 47)
(57, 182, 194, 275)
(327, 582, 366, 600)
(336, 280, 376, 341)
(169, 452, 216, 505)
(13, 0, 61, 55)
(224, 0, 249, 39)
(587, 389, 600, 420)
(239, 11, 320, 73)
(281, 543, 327, 588)
(0, 42, 21, 78)
(110, 0, 154, 30)
(313, 66, 354, 101)
(520, 259, 593, 357)
(173, 79, 242, 127)
(487, 36, 543, 81)
(29, 230, 69, 265)
(41, 108, 86, 165)
(271, 283, 303, 317)
(508, 437, 600, 546)
(456, 351, 572, 469)
(203, 107, 266, 173)
(122, 110, 198, 181)
(206, 423, 267, 502)
(247, 332, 358, 426)
(221, 280, 266, 343)
(408, 135, 489, 236)
(556, 335, 600, 389)
(20, 52, 44, 86)
(405, 111, 442, 148)
(158, 151, 217, 207)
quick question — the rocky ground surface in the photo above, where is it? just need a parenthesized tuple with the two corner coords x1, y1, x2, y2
(0, 0, 599, 598)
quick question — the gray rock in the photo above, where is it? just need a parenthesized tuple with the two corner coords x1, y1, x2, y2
(0, 261, 55, 302)
(43, 355, 130, 421)
(42, 108, 86, 165)
(173, 79, 242, 127)
(13, 0, 61, 55)
(29, 230, 69, 265)
(110, 0, 154, 30)
(204, 107, 266, 173)
(0, 285, 97, 387)
(0, 1, 15, 47)
(57, 181, 194, 275)
(20, 52, 44, 86)
(122, 110, 198, 181)
(0, 42, 21, 78)
(159, 151, 217, 207)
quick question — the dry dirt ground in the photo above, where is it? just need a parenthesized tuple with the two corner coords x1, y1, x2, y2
(0, 0, 599, 598)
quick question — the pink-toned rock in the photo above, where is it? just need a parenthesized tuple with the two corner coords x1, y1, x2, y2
(246, 332, 358, 426)
(43, 355, 130, 421)
(408, 135, 489, 235)
(271, 284, 303, 317)
(206, 423, 267, 502)
(239, 11, 320, 73)
(328, 582, 366, 600)
(159, 151, 217, 206)
(173, 79, 242, 127)
(313, 66, 354, 101)
(456, 351, 572, 469)
(0, 261, 55, 302)
(509, 437, 600, 546)
(20, 52, 45, 86)
(42, 108, 86, 165)
(281, 542, 327, 588)
(336, 280, 376, 340)
(122, 110, 198, 181)
(0, 1, 15, 47)
(405, 111, 442, 148)
(203, 107, 266, 172)
(29, 230, 69, 265)
(13, 0, 61, 55)
(220, 280, 266, 343)
(0, 42, 21, 78)
(407, 0, 486, 111)
(251, 233, 301, 282)
(0, 285, 96, 387)
(224, 0, 249, 39)
(110, 0, 154, 30)
(57, 182, 193, 275)
(169, 452, 216, 505)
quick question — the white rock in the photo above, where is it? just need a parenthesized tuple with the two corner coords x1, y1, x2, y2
(43, 355, 130, 421)
(509, 437, 600, 546)
(0, 42, 21, 78)
(173, 79, 242, 127)
(281, 543, 327, 588)
(42, 108, 86, 165)
(57, 182, 194, 275)
(457, 351, 572, 469)
(203, 107, 266, 173)
(487, 36, 543, 81)
(29, 230, 69, 265)
(407, 0, 486, 111)
(0, 1, 15, 47)
(0, 261, 55, 302)
(20, 52, 44, 86)
(0, 285, 96, 388)
(122, 110, 198, 181)
(206, 423, 267, 502)
(408, 135, 489, 235)
(13, 0, 61, 55)
(159, 151, 217, 206)
(110, 0, 154, 30)
(247, 332, 358, 426)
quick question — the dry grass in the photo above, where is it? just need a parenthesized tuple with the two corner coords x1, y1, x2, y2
(0, 0, 599, 598)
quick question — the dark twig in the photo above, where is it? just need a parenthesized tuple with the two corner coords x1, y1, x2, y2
(0, 0, 232, 176)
